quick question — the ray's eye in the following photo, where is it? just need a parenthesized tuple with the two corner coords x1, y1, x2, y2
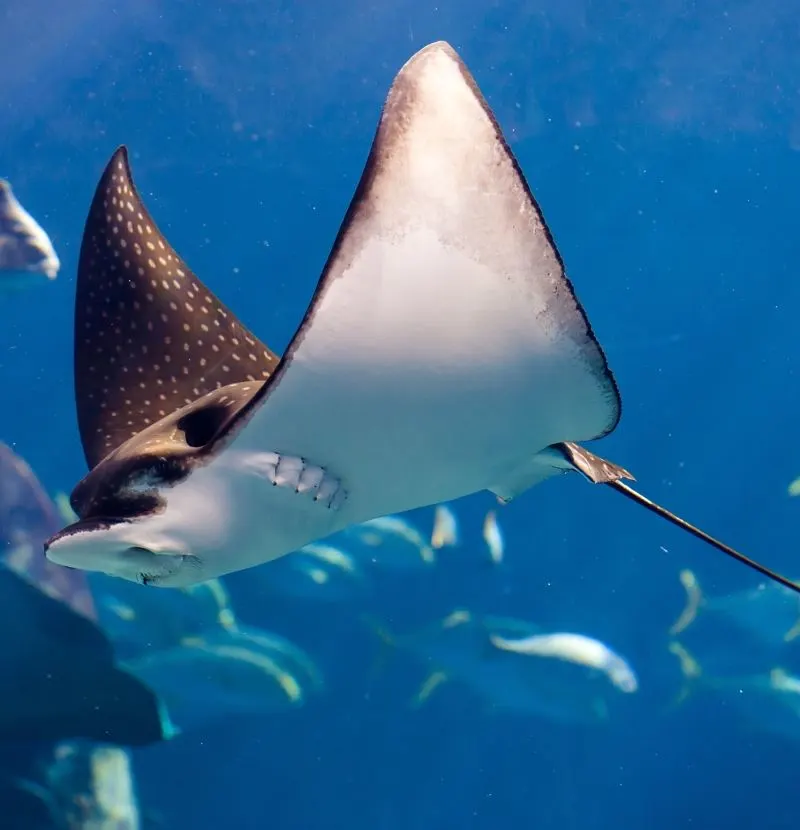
(149, 457, 182, 483)
(153, 458, 173, 476)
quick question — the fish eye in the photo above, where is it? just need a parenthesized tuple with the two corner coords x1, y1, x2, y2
(138, 457, 183, 488)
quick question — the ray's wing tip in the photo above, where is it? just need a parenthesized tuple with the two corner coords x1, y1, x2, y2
(417, 40, 458, 58)
(111, 144, 130, 163)
(385, 41, 478, 128)
(401, 40, 463, 77)
(85, 146, 138, 231)
(100, 146, 133, 186)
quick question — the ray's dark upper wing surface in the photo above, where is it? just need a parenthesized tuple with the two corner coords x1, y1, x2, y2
(74, 147, 279, 470)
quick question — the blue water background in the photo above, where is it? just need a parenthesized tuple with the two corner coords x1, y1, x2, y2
(2, 1, 800, 827)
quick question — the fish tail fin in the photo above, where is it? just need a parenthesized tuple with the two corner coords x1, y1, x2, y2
(153, 695, 182, 741)
(360, 613, 399, 686)
(665, 640, 702, 710)
(592, 697, 611, 722)
(199, 579, 239, 633)
(482, 510, 504, 566)
(53, 492, 78, 524)
(360, 615, 451, 708)
(410, 670, 450, 709)
(360, 613, 396, 647)
(669, 569, 703, 636)
(419, 545, 436, 566)
(784, 615, 800, 642)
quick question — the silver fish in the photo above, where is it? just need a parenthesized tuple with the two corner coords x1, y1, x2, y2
(0, 180, 59, 287)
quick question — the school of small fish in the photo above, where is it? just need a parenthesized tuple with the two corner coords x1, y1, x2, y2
(3, 434, 800, 828)
(0, 441, 799, 825)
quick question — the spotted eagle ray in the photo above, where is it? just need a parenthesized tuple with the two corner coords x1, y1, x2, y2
(44, 41, 798, 594)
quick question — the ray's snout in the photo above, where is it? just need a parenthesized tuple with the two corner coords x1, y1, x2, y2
(42, 527, 73, 560)
(42, 532, 67, 561)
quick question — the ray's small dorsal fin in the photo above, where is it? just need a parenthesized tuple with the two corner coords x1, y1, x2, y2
(75, 146, 280, 469)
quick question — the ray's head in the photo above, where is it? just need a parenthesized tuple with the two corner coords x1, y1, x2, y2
(45, 382, 260, 586)
(44, 146, 278, 586)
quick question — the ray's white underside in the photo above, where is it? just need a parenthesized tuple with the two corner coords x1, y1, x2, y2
(220, 46, 616, 556)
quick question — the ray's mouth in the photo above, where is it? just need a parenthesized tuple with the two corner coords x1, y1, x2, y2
(44, 519, 201, 587)
(134, 552, 202, 587)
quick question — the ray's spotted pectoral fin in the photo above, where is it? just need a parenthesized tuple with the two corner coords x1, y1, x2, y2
(73, 146, 279, 471)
